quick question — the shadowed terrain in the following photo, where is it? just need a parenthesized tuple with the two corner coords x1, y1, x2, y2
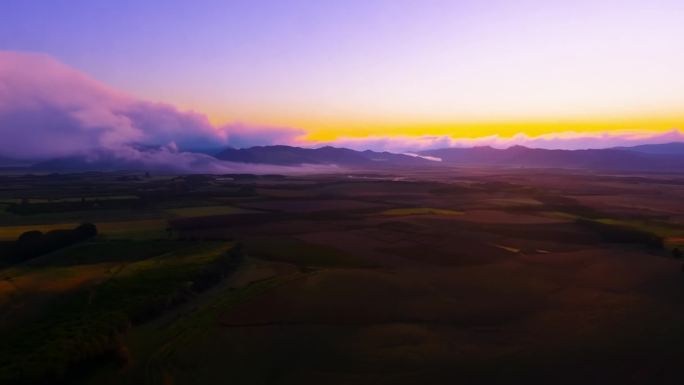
(1, 168, 684, 385)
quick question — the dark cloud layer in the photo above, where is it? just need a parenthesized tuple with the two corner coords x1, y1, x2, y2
(0, 51, 321, 173)
(0, 51, 224, 160)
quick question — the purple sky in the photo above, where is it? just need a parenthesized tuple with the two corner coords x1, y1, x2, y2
(1, 0, 684, 153)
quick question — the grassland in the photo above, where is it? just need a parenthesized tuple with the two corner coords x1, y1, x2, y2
(1, 170, 684, 384)
(380, 207, 463, 216)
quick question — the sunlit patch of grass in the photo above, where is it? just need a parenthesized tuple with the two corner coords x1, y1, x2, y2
(0, 279, 19, 307)
(97, 220, 169, 240)
(594, 218, 684, 239)
(164, 205, 249, 218)
(9, 263, 115, 295)
(493, 244, 521, 253)
(486, 198, 543, 207)
(381, 207, 463, 216)
(0, 241, 211, 302)
(540, 211, 579, 220)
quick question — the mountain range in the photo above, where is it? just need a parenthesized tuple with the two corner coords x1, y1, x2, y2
(215, 143, 684, 172)
(215, 145, 433, 167)
(418, 144, 684, 171)
(4, 142, 684, 173)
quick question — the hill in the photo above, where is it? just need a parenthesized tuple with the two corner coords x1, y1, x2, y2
(419, 144, 684, 171)
(215, 145, 434, 167)
(613, 142, 684, 155)
(20, 142, 684, 173)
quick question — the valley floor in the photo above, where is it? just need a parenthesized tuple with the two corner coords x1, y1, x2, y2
(1, 168, 684, 384)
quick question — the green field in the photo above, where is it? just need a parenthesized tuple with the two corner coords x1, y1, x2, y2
(381, 207, 463, 216)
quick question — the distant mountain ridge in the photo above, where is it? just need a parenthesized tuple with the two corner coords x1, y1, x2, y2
(218, 143, 684, 171)
(0, 155, 31, 168)
(419, 144, 684, 171)
(612, 142, 684, 155)
(13, 142, 684, 173)
(215, 145, 434, 167)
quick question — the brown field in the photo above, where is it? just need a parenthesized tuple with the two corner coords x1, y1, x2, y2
(236, 199, 390, 213)
(2, 168, 684, 385)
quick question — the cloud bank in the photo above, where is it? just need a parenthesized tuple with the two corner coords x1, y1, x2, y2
(0, 51, 226, 160)
(316, 129, 684, 153)
(0, 51, 318, 173)
(1, 50, 683, 173)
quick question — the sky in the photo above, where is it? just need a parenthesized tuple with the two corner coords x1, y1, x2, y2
(1, 0, 684, 154)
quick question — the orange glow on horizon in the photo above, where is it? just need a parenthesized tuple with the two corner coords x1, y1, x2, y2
(204, 109, 684, 142)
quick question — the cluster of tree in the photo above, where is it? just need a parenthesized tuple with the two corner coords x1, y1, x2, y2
(576, 219, 664, 249)
(3, 223, 98, 264)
